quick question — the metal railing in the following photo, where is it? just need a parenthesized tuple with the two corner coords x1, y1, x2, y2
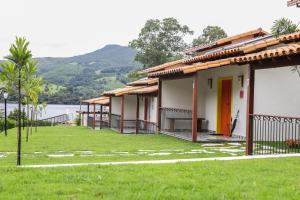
(111, 114, 121, 130)
(251, 114, 300, 155)
(87, 116, 94, 128)
(41, 114, 69, 126)
(123, 120, 136, 133)
(137, 120, 157, 134)
(98, 120, 109, 129)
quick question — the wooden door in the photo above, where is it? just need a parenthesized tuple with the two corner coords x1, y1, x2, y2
(220, 79, 232, 136)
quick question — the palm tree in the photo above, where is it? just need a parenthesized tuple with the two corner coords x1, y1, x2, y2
(271, 18, 298, 37)
(22, 59, 43, 141)
(6, 37, 32, 166)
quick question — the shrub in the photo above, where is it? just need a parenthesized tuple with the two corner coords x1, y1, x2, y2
(8, 109, 27, 121)
(285, 139, 300, 149)
(75, 114, 81, 126)
(0, 118, 16, 132)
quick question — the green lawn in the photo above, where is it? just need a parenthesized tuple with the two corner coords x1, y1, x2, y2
(0, 158, 299, 199)
(0, 126, 299, 199)
(0, 126, 244, 166)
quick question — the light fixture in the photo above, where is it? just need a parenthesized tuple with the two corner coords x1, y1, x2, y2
(3, 92, 8, 99)
(238, 75, 244, 87)
(208, 78, 213, 89)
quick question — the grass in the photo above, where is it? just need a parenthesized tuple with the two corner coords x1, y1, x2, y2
(0, 126, 242, 166)
(0, 126, 299, 199)
(0, 158, 299, 199)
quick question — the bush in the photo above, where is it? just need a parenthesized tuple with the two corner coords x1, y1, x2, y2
(0, 118, 16, 132)
(75, 115, 81, 126)
(8, 109, 27, 121)
(285, 139, 300, 149)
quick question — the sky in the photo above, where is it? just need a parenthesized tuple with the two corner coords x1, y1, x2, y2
(0, 0, 299, 58)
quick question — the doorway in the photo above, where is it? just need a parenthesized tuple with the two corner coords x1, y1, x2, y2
(217, 77, 233, 136)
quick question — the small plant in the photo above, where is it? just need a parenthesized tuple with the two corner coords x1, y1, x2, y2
(285, 139, 300, 149)
(75, 115, 81, 126)
(8, 108, 27, 121)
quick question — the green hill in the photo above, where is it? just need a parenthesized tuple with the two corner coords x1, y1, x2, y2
(37, 45, 141, 104)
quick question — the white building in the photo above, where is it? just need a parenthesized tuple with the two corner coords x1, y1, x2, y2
(103, 78, 158, 134)
(144, 29, 300, 155)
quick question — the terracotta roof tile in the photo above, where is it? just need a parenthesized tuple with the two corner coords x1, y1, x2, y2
(232, 43, 300, 63)
(127, 78, 158, 86)
(149, 43, 300, 77)
(103, 86, 145, 96)
(184, 28, 268, 54)
(287, 0, 300, 6)
(184, 31, 300, 64)
(145, 31, 300, 78)
(141, 59, 185, 74)
(183, 47, 240, 64)
(127, 85, 158, 95)
(81, 96, 110, 105)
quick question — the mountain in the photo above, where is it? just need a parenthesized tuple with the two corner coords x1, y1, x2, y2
(37, 45, 141, 104)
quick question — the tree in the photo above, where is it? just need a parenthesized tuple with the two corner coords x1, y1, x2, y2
(22, 59, 44, 141)
(129, 18, 193, 68)
(192, 26, 227, 47)
(271, 18, 298, 37)
(126, 69, 145, 82)
(5, 37, 32, 166)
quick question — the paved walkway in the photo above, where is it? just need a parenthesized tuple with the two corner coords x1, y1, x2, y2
(21, 153, 300, 168)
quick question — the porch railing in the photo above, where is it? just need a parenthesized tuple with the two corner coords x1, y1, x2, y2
(98, 119, 109, 129)
(251, 114, 300, 155)
(87, 116, 94, 128)
(42, 114, 69, 126)
(137, 120, 157, 134)
(111, 114, 121, 130)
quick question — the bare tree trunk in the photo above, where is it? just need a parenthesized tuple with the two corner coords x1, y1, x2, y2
(30, 107, 33, 135)
(35, 108, 38, 133)
(26, 104, 30, 142)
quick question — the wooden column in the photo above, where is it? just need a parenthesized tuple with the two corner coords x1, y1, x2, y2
(120, 95, 124, 133)
(246, 66, 255, 155)
(135, 95, 139, 134)
(192, 73, 198, 142)
(144, 96, 148, 130)
(109, 97, 112, 127)
(93, 103, 96, 129)
(100, 105, 103, 129)
(157, 79, 162, 132)
(87, 103, 90, 116)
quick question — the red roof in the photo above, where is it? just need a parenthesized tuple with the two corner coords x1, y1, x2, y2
(287, 0, 300, 7)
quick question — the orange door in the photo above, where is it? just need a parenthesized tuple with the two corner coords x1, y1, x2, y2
(220, 79, 232, 136)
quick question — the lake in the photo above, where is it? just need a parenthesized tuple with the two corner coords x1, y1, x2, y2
(4, 104, 88, 120)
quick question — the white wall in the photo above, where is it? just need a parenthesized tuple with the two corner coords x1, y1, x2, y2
(111, 96, 121, 115)
(161, 78, 193, 130)
(200, 64, 249, 137)
(124, 95, 137, 119)
(254, 66, 300, 117)
(138, 97, 144, 120)
(137, 96, 157, 123)
(162, 78, 193, 110)
(160, 64, 300, 138)
(149, 96, 157, 123)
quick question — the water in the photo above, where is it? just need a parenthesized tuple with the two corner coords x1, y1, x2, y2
(4, 104, 85, 120)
